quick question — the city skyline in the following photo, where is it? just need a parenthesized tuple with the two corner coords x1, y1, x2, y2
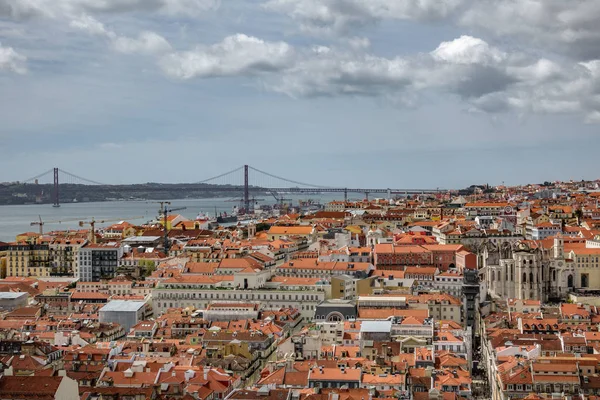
(1, 1, 599, 187)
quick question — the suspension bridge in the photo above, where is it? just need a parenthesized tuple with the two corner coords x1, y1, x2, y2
(2, 165, 446, 211)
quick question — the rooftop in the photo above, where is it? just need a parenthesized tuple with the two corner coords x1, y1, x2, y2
(100, 300, 146, 312)
(360, 320, 392, 333)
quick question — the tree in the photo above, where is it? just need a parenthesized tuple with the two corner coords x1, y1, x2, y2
(255, 223, 271, 232)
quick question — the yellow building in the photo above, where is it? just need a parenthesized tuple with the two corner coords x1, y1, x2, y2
(6, 244, 51, 277)
(0, 241, 7, 278)
(267, 225, 316, 241)
(158, 214, 187, 230)
(568, 248, 600, 289)
(15, 232, 40, 244)
(330, 275, 375, 300)
(0, 254, 6, 279)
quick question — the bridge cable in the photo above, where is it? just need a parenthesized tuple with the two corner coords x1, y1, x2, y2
(59, 169, 106, 185)
(21, 169, 54, 183)
(195, 166, 244, 185)
(248, 166, 332, 189)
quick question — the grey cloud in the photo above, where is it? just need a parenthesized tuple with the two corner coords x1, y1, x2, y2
(0, 0, 218, 20)
(162, 34, 600, 122)
(451, 66, 517, 99)
(459, 0, 600, 61)
(264, 0, 600, 62)
(0, 1, 49, 19)
(263, 0, 462, 35)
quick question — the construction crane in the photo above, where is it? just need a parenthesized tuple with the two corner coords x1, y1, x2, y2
(79, 216, 144, 244)
(153, 201, 187, 255)
(268, 191, 291, 211)
(30, 215, 84, 235)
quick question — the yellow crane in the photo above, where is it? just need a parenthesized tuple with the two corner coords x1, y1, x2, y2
(79, 216, 144, 244)
(30, 215, 85, 235)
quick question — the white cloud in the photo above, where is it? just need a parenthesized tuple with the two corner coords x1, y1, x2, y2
(0, 42, 26, 74)
(346, 37, 370, 51)
(159, 34, 295, 79)
(99, 142, 123, 150)
(69, 14, 114, 37)
(431, 36, 505, 65)
(70, 14, 171, 55)
(113, 31, 172, 55)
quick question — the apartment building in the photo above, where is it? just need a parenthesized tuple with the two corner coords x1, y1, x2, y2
(6, 243, 51, 277)
(77, 242, 123, 281)
(152, 274, 325, 320)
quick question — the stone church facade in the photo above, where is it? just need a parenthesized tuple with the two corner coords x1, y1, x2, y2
(480, 235, 576, 302)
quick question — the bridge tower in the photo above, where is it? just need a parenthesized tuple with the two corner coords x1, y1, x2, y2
(244, 164, 251, 214)
(53, 168, 60, 207)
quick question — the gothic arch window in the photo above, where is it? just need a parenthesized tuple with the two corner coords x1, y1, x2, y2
(553, 270, 556, 282)
(510, 265, 514, 281)
(530, 272, 534, 288)
(581, 274, 589, 288)
(568, 274, 574, 287)
(523, 272, 527, 283)
(497, 271, 501, 281)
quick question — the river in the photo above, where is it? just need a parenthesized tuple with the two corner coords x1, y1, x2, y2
(0, 194, 346, 242)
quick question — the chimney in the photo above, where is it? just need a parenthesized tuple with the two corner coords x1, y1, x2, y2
(185, 370, 195, 381)
(268, 361, 276, 374)
(204, 366, 210, 380)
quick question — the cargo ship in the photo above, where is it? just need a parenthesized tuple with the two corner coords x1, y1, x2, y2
(217, 212, 237, 224)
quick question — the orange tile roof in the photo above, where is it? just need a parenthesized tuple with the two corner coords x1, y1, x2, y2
(308, 367, 361, 381)
(268, 226, 314, 235)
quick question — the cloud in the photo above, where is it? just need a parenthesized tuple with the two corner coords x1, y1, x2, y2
(0, 0, 219, 20)
(459, 0, 600, 60)
(346, 37, 370, 51)
(99, 142, 123, 150)
(157, 33, 600, 122)
(272, 47, 414, 98)
(113, 31, 172, 55)
(69, 14, 114, 37)
(159, 34, 295, 79)
(70, 15, 171, 55)
(431, 36, 505, 65)
(0, 42, 26, 74)
(264, 0, 600, 62)
(263, 0, 463, 35)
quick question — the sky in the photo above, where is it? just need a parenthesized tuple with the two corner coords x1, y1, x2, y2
(1, 0, 599, 189)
